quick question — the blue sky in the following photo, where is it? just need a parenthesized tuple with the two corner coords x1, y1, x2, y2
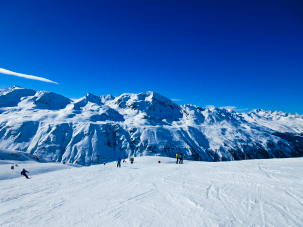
(0, 0, 302, 114)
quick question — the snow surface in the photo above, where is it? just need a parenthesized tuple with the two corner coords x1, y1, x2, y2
(1, 155, 303, 227)
(0, 148, 80, 180)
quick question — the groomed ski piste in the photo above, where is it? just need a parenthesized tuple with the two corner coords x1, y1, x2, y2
(1, 148, 303, 227)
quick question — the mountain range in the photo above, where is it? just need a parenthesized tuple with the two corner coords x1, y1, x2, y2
(0, 85, 302, 165)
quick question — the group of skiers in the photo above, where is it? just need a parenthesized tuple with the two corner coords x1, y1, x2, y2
(17, 153, 184, 177)
(176, 152, 184, 164)
(117, 153, 184, 167)
(116, 156, 134, 167)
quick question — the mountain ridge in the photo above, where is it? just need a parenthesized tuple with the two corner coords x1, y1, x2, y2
(0, 85, 302, 165)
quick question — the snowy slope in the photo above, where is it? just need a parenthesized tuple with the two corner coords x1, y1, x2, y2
(0, 148, 83, 180)
(1, 157, 303, 226)
(0, 86, 302, 165)
(0, 148, 41, 163)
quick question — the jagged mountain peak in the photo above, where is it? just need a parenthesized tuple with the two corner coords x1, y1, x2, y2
(181, 104, 203, 109)
(144, 90, 169, 101)
(84, 93, 102, 103)
(113, 91, 178, 106)
(32, 91, 71, 109)
(0, 85, 36, 108)
(72, 92, 103, 109)
(249, 109, 271, 115)
(248, 109, 302, 119)
(100, 94, 115, 103)
(11, 85, 23, 89)
(144, 91, 180, 109)
(180, 104, 244, 125)
(111, 91, 181, 121)
(0, 85, 32, 95)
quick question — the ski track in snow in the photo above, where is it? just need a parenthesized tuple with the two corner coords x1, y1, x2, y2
(0, 157, 303, 227)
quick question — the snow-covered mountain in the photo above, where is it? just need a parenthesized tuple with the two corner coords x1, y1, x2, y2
(0, 85, 302, 165)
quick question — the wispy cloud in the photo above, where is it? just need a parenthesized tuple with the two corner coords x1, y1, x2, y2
(234, 108, 249, 112)
(206, 105, 248, 112)
(0, 68, 58, 84)
(220, 106, 248, 112)
(219, 106, 237, 110)
(171, 99, 182, 102)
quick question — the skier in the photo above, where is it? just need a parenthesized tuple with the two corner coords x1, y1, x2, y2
(21, 168, 29, 179)
(117, 156, 121, 168)
(179, 152, 184, 164)
(176, 152, 179, 164)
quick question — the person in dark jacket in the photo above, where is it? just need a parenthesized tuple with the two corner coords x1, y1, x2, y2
(130, 158, 134, 164)
(117, 156, 121, 168)
(21, 169, 29, 179)
(179, 152, 184, 164)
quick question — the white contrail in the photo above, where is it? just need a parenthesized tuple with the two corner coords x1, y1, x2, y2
(0, 68, 58, 84)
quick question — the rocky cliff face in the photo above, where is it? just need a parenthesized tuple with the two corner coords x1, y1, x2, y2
(0, 86, 302, 165)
